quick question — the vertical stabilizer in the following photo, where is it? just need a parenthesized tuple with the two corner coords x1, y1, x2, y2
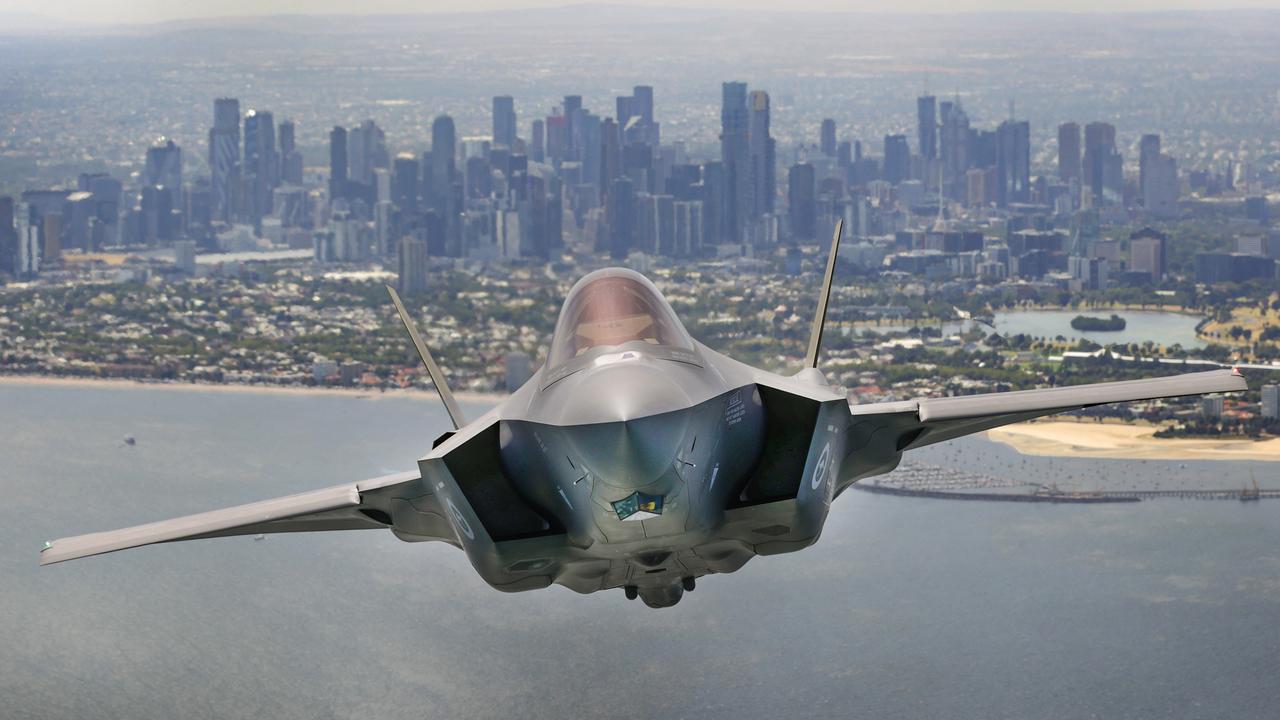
(386, 285, 466, 430)
(804, 219, 844, 369)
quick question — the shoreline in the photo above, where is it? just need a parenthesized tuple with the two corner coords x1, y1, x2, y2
(988, 419, 1280, 463)
(6, 375, 1277, 462)
(0, 374, 509, 406)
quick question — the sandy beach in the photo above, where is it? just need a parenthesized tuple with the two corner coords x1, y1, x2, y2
(988, 420, 1280, 462)
(0, 374, 508, 406)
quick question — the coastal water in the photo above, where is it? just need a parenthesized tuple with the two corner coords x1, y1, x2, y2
(2, 382, 1277, 719)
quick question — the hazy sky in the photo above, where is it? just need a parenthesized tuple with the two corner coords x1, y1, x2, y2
(9, 0, 1280, 26)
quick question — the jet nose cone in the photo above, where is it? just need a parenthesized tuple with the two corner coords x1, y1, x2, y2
(564, 366, 693, 489)
(569, 356, 694, 423)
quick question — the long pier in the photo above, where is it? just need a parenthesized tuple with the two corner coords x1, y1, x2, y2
(1100, 489, 1280, 501)
(855, 483, 1279, 503)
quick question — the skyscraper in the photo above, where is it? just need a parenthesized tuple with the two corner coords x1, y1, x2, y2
(429, 116, 456, 196)
(562, 95, 582, 160)
(492, 96, 517, 149)
(1129, 227, 1167, 282)
(278, 120, 303, 185)
(917, 95, 937, 161)
(1084, 121, 1118, 205)
(392, 153, 420, 213)
(995, 119, 1030, 207)
(347, 120, 387, 188)
(430, 115, 460, 255)
(243, 109, 277, 223)
(144, 138, 182, 191)
(820, 118, 837, 158)
(397, 236, 428, 294)
(1139, 133, 1161, 200)
(883, 134, 911, 185)
(747, 90, 775, 220)
(607, 175, 635, 259)
(788, 162, 816, 242)
(1143, 153, 1178, 219)
(719, 81, 748, 244)
(1058, 122, 1081, 182)
(530, 119, 545, 164)
(329, 126, 348, 201)
(0, 196, 15, 276)
(208, 98, 240, 222)
(939, 99, 970, 200)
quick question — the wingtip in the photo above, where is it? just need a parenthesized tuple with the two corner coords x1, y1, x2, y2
(39, 542, 60, 566)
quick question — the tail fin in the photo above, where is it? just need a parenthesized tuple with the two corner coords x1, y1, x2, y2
(385, 285, 466, 430)
(804, 218, 844, 369)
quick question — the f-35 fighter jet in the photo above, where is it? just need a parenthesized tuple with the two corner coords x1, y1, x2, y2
(41, 221, 1247, 607)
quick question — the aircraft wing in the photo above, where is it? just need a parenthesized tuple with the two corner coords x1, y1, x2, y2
(847, 368, 1248, 457)
(40, 469, 453, 565)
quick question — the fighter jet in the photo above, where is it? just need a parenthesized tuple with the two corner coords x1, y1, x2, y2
(41, 221, 1247, 607)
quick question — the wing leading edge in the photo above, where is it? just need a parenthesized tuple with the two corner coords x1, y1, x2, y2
(40, 470, 437, 566)
(848, 368, 1248, 456)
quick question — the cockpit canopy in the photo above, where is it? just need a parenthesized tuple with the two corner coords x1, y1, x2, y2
(546, 268, 695, 371)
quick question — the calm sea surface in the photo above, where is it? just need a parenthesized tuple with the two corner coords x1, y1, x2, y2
(2, 382, 1276, 719)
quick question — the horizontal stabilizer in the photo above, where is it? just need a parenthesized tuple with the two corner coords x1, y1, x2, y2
(41, 470, 421, 565)
(849, 368, 1248, 452)
(917, 368, 1247, 422)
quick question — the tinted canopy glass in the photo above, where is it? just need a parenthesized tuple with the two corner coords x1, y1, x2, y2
(547, 269, 693, 370)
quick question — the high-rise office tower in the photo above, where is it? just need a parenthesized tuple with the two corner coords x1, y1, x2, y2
(278, 120, 303, 185)
(719, 81, 749, 244)
(632, 85, 654, 125)
(243, 109, 277, 223)
(397, 236, 428, 294)
(788, 162, 816, 242)
(601, 117, 621, 189)
(0, 196, 15, 276)
(747, 90, 774, 219)
(208, 98, 240, 222)
(1143, 153, 1178, 219)
(917, 95, 937, 161)
(607, 175, 635, 259)
(430, 115, 459, 255)
(616, 85, 658, 146)
(278, 120, 294, 158)
(545, 114, 567, 167)
(561, 95, 582, 160)
(1083, 121, 1118, 204)
(700, 160, 725, 248)
(430, 115, 456, 208)
(530, 119, 545, 164)
(392, 153, 420, 214)
(347, 120, 387, 187)
(329, 126, 348, 201)
(995, 119, 1030, 207)
(144, 138, 183, 191)
(1129, 227, 1167, 282)
(1139, 133, 1161, 204)
(673, 200, 702, 257)
(492, 95, 517, 149)
(820, 119, 837, 158)
(883, 134, 911, 185)
(939, 99, 970, 199)
(1058, 122, 1081, 182)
